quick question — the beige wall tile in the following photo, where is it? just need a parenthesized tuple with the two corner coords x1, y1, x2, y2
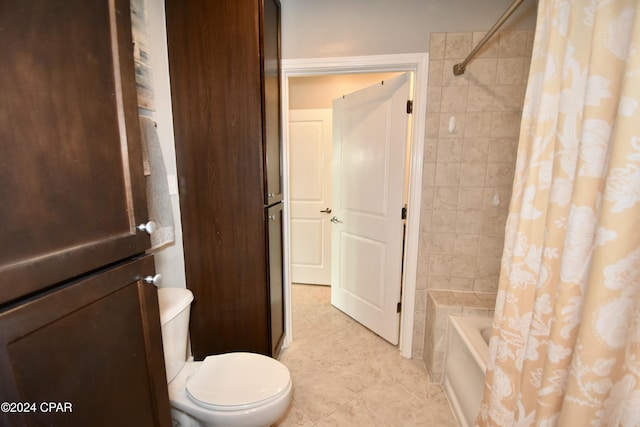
(445, 32, 473, 59)
(429, 254, 454, 276)
(454, 233, 479, 256)
(440, 86, 468, 112)
(464, 112, 492, 137)
(458, 187, 484, 211)
(472, 31, 499, 58)
(426, 113, 440, 138)
(478, 234, 505, 258)
(482, 209, 509, 234)
(483, 187, 512, 211)
(435, 162, 461, 186)
(450, 277, 475, 291)
(474, 278, 499, 293)
(433, 186, 459, 210)
(443, 59, 469, 86)
(424, 137, 438, 162)
(422, 186, 434, 210)
(493, 85, 525, 111)
(428, 60, 444, 87)
(422, 162, 436, 187)
(476, 257, 501, 280)
(429, 33, 446, 60)
(467, 85, 495, 112)
(420, 29, 531, 366)
(491, 111, 521, 137)
(486, 162, 515, 187)
(498, 30, 529, 57)
(460, 162, 488, 187)
(436, 138, 464, 162)
(428, 276, 453, 290)
(497, 57, 525, 85)
(488, 138, 518, 163)
(429, 233, 455, 254)
(432, 210, 457, 232)
(438, 113, 465, 138)
(466, 58, 497, 86)
(463, 138, 490, 162)
(455, 256, 477, 278)
(427, 86, 442, 113)
(455, 209, 483, 233)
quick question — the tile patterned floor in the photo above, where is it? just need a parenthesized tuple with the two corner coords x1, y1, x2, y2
(274, 284, 457, 427)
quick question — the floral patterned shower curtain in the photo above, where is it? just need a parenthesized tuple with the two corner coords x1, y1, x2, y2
(476, 0, 640, 425)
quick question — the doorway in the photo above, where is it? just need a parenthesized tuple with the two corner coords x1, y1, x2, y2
(281, 53, 429, 358)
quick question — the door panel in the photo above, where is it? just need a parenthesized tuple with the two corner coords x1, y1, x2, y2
(263, 0, 283, 205)
(289, 109, 332, 285)
(267, 203, 285, 357)
(331, 73, 411, 345)
(0, 0, 149, 304)
(0, 255, 171, 427)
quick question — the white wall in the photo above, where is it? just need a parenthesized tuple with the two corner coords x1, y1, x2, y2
(281, 0, 538, 58)
(141, 0, 187, 289)
(289, 73, 401, 109)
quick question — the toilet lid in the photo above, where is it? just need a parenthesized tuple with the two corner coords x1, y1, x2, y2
(186, 352, 291, 409)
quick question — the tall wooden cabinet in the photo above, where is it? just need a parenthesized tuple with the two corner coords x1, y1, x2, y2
(0, 1, 170, 425)
(166, 0, 285, 359)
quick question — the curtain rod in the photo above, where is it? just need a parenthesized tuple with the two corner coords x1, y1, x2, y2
(453, 0, 526, 75)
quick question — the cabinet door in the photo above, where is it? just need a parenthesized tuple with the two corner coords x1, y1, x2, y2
(0, 0, 149, 304)
(262, 0, 283, 205)
(267, 203, 285, 357)
(0, 255, 171, 427)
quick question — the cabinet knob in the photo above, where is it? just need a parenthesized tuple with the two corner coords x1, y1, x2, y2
(137, 221, 157, 235)
(268, 193, 275, 198)
(268, 214, 276, 220)
(143, 274, 162, 286)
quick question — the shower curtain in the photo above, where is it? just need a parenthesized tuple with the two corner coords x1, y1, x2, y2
(477, 0, 640, 425)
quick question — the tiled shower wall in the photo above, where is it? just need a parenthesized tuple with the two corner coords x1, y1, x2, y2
(412, 30, 535, 361)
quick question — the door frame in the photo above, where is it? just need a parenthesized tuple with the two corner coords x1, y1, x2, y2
(281, 53, 429, 358)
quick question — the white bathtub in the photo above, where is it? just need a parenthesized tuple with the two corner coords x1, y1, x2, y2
(443, 316, 493, 427)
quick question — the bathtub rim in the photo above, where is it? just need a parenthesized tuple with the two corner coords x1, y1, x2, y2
(447, 315, 493, 373)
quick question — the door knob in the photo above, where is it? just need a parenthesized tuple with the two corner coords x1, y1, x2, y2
(320, 208, 332, 214)
(137, 221, 157, 235)
(143, 274, 162, 286)
(330, 216, 342, 224)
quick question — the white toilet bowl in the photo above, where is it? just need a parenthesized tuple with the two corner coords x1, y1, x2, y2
(157, 288, 292, 427)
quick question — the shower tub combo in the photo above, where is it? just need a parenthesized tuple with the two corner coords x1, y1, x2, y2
(444, 316, 493, 427)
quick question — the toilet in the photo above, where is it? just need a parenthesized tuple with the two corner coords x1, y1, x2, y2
(157, 287, 292, 427)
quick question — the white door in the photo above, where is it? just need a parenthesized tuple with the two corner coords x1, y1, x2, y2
(331, 73, 411, 345)
(289, 109, 333, 285)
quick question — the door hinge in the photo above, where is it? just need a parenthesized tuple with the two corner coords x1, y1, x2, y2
(397, 302, 402, 313)
(406, 100, 413, 114)
(401, 206, 407, 220)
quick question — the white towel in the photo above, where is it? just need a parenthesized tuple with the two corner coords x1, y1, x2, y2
(139, 116, 175, 250)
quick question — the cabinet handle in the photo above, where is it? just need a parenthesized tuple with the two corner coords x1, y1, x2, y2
(137, 221, 157, 235)
(143, 274, 162, 286)
(268, 193, 275, 198)
(268, 215, 276, 220)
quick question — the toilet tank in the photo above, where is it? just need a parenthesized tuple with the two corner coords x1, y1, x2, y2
(157, 287, 194, 383)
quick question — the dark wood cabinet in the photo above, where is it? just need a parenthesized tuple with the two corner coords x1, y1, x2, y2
(0, 1, 170, 425)
(166, 0, 285, 359)
(0, 256, 170, 427)
(0, 0, 150, 305)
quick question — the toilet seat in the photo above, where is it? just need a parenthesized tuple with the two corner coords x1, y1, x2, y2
(186, 352, 291, 411)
